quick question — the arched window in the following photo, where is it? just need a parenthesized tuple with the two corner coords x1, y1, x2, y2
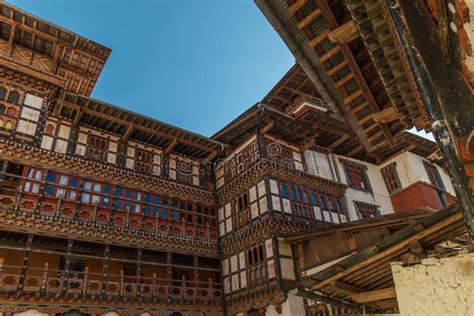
(7, 91, 20, 104)
(5, 121, 13, 129)
(0, 87, 6, 100)
(6, 107, 16, 117)
(247, 250, 253, 265)
(0, 119, 4, 128)
(0, 104, 5, 115)
(45, 124, 55, 135)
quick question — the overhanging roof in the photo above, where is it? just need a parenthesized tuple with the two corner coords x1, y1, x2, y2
(255, 0, 415, 154)
(290, 204, 466, 312)
(56, 91, 226, 159)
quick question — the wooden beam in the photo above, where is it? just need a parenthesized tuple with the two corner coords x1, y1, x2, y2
(297, 9, 321, 29)
(205, 150, 219, 162)
(319, 45, 340, 63)
(309, 30, 330, 48)
(328, 21, 359, 44)
(164, 138, 178, 154)
(347, 144, 363, 157)
(372, 107, 398, 123)
(330, 280, 365, 294)
(289, 0, 307, 14)
(329, 134, 349, 149)
(349, 287, 396, 303)
(315, 0, 395, 147)
(121, 124, 134, 141)
(72, 111, 83, 127)
(260, 121, 274, 135)
(301, 138, 316, 151)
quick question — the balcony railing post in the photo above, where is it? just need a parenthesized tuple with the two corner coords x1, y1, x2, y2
(119, 270, 124, 297)
(0, 258, 4, 288)
(181, 275, 186, 300)
(82, 266, 89, 295)
(152, 272, 157, 299)
(206, 222, 210, 242)
(40, 262, 48, 294)
(155, 214, 160, 235)
(14, 183, 22, 212)
(92, 205, 98, 223)
(55, 198, 62, 217)
(126, 208, 130, 229)
(208, 277, 213, 302)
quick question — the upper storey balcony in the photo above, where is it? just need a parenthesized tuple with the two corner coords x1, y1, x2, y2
(0, 160, 219, 255)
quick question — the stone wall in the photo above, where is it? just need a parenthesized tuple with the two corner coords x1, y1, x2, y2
(391, 252, 474, 316)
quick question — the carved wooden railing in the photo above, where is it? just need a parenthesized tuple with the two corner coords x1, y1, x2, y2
(0, 261, 222, 302)
(0, 178, 218, 242)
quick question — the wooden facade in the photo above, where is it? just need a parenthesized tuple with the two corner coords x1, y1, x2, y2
(0, 1, 462, 316)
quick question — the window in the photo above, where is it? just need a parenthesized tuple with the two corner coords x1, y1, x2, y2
(7, 91, 20, 105)
(170, 199, 194, 223)
(44, 171, 79, 201)
(143, 193, 171, 218)
(247, 244, 266, 285)
(424, 162, 447, 208)
(135, 148, 153, 173)
(22, 167, 42, 194)
(232, 192, 250, 229)
(355, 202, 379, 220)
(6, 107, 16, 117)
(81, 180, 111, 206)
(196, 205, 216, 227)
(424, 162, 445, 190)
(341, 159, 371, 191)
(114, 186, 142, 213)
(0, 104, 4, 115)
(87, 134, 107, 161)
(381, 163, 401, 194)
(281, 182, 314, 219)
(45, 124, 55, 135)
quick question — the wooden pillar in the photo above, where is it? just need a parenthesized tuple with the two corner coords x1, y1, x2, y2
(194, 255, 199, 300)
(35, 168, 49, 215)
(136, 247, 143, 298)
(390, 0, 474, 240)
(0, 160, 9, 191)
(62, 239, 73, 294)
(18, 233, 33, 293)
(101, 244, 110, 298)
(167, 252, 172, 298)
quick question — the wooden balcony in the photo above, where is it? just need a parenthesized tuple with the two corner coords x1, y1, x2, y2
(0, 260, 222, 304)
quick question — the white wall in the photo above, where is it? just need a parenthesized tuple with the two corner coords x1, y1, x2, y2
(335, 155, 393, 221)
(265, 293, 305, 316)
(380, 151, 455, 196)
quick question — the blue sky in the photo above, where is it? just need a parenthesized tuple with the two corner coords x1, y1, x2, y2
(9, 0, 432, 140)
